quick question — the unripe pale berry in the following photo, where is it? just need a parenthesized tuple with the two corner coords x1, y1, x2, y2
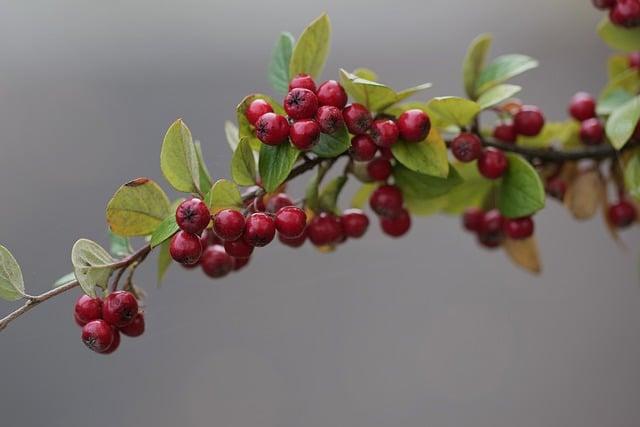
(503, 216, 535, 239)
(213, 209, 245, 241)
(103, 291, 139, 328)
(200, 245, 234, 278)
(367, 157, 392, 181)
(316, 105, 344, 134)
(513, 105, 545, 136)
(341, 209, 370, 238)
(370, 119, 399, 147)
(289, 119, 321, 150)
(380, 208, 411, 237)
(316, 80, 348, 109)
(284, 88, 319, 120)
(462, 207, 484, 232)
(307, 212, 344, 246)
(397, 109, 431, 142)
(74, 295, 103, 325)
(244, 212, 276, 247)
(223, 238, 254, 258)
(81, 319, 115, 353)
(579, 118, 604, 145)
(568, 92, 596, 122)
(169, 231, 203, 265)
(176, 198, 210, 234)
(350, 134, 378, 161)
(289, 74, 317, 93)
(342, 103, 372, 135)
(478, 148, 508, 179)
(255, 113, 290, 145)
(451, 133, 482, 162)
(119, 312, 145, 337)
(493, 123, 517, 143)
(369, 185, 404, 217)
(275, 206, 307, 238)
(245, 99, 273, 126)
(607, 200, 637, 228)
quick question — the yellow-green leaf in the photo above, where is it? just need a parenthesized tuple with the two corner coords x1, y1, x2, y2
(71, 239, 116, 297)
(462, 33, 492, 99)
(225, 121, 240, 152)
(318, 176, 347, 214)
(625, 148, 640, 201)
(157, 239, 172, 286)
(426, 97, 481, 128)
(289, 14, 331, 79)
(391, 129, 449, 177)
(475, 54, 538, 95)
(606, 95, 640, 149)
(0, 245, 25, 301)
(149, 215, 180, 248)
(268, 32, 295, 94)
(231, 137, 257, 186)
(194, 140, 213, 193)
(497, 153, 545, 218)
(597, 17, 640, 52)
(160, 119, 200, 193)
(441, 162, 493, 214)
(476, 84, 521, 110)
(205, 179, 243, 213)
(351, 183, 377, 209)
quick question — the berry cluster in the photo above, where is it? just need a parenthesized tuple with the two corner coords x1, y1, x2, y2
(462, 208, 535, 248)
(593, 0, 640, 28)
(75, 291, 144, 354)
(568, 92, 606, 145)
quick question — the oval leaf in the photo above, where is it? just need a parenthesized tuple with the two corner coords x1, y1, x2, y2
(606, 95, 640, 149)
(194, 140, 213, 193)
(71, 239, 116, 297)
(393, 163, 462, 201)
(231, 137, 258, 186)
(289, 14, 331, 79)
(53, 272, 76, 288)
(625, 148, 640, 201)
(269, 32, 295, 94)
(476, 84, 521, 110)
(597, 18, 640, 53)
(312, 125, 350, 158)
(318, 176, 348, 214)
(351, 183, 377, 209)
(503, 237, 541, 274)
(225, 121, 240, 152)
(426, 97, 481, 128)
(475, 54, 538, 95)
(0, 245, 25, 301)
(160, 119, 200, 193)
(149, 215, 180, 248)
(497, 153, 545, 218)
(391, 129, 449, 178)
(205, 179, 243, 213)
(157, 239, 172, 286)
(462, 33, 492, 99)
(259, 142, 299, 192)
(339, 69, 397, 112)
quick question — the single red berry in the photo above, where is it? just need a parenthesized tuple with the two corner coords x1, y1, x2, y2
(316, 80, 348, 109)
(170, 231, 203, 265)
(103, 291, 139, 328)
(629, 51, 640, 68)
(266, 193, 294, 213)
(245, 99, 273, 126)
(451, 133, 483, 162)
(232, 256, 250, 271)
(290, 119, 321, 150)
(289, 74, 317, 93)
(120, 312, 145, 337)
(255, 113, 290, 145)
(579, 118, 604, 145)
(503, 216, 535, 239)
(101, 327, 121, 355)
(568, 92, 596, 122)
(275, 206, 307, 238)
(607, 200, 637, 228)
(350, 134, 378, 161)
(244, 212, 276, 247)
(380, 208, 411, 237)
(397, 109, 431, 142)
(200, 245, 234, 278)
(379, 146, 393, 160)
(341, 209, 370, 238)
(480, 209, 504, 235)
(478, 148, 508, 179)
(592, 0, 615, 9)
(462, 207, 484, 232)
(477, 231, 504, 249)
(200, 228, 222, 248)
(74, 295, 103, 325)
(316, 105, 344, 134)
(610, 0, 640, 27)
(514, 105, 545, 136)
(307, 212, 344, 246)
(213, 209, 245, 241)
(367, 157, 392, 181)
(370, 119, 399, 147)
(223, 238, 254, 258)
(546, 177, 567, 200)
(74, 313, 86, 327)
(343, 103, 373, 135)
(82, 319, 115, 353)
(279, 230, 307, 247)
(493, 123, 518, 144)
(369, 185, 404, 217)
(176, 198, 211, 234)
(284, 88, 319, 120)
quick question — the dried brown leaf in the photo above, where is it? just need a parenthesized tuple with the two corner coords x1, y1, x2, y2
(503, 236, 542, 274)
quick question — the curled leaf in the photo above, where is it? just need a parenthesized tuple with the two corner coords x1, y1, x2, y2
(71, 239, 116, 297)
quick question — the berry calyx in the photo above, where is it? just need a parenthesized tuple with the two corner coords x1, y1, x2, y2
(462, 207, 484, 232)
(245, 99, 273, 126)
(513, 105, 545, 136)
(316, 80, 348, 109)
(380, 208, 411, 237)
(213, 209, 246, 241)
(397, 109, 430, 142)
(244, 212, 276, 247)
(81, 319, 115, 353)
(451, 133, 482, 162)
(284, 88, 319, 120)
(74, 295, 103, 325)
(579, 118, 604, 145)
(342, 103, 372, 135)
(289, 74, 317, 92)
(255, 113, 290, 145)
(341, 209, 370, 238)
(316, 105, 344, 134)
(607, 200, 637, 228)
(102, 291, 139, 328)
(370, 119, 399, 148)
(493, 123, 517, 143)
(119, 312, 145, 337)
(568, 92, 596, 122)
(169, 230, 203, 265)
(367, 157, 392, 181)
(289, 119, 321, 150)
(275, 206, 307, 238)
(350, 134, 378, 161)
(200, 245, 234, 278)
(369, 184, 404, 217)
(307, 212, 344, 246)
(503, 216, 535, 239)
(223, 238, 254, 258)
(176, 198, 211, 234)
(478, 148, 508, 179)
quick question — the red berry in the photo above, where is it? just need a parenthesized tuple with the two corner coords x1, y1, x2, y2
(342, 103, 372, 135)
(213, 209, 245, 241)
(103, 291, 139, 328)
(477, 231, 504, 249)
(592, 0, 615, 9)
(245, 99, 273, 126)
(266, 193, 294, 213)
(607, 200, 637, 228)
(370, 119, 399, 147)
(244, 212, 276, 247)
(493, 123, 518, 143)
(279, 230, 307, 247)
(307, 212, 344, 246)
(451, 133, 482, 162)
(546, 178, 567, 200)
(579, 118, 604, 145)
(74, 313, 86, 327)
(480, 209, 504, 235)
(379, 146, 393, 160)
(74, 295, 103, 325)
(369, 185, 404, 217)
(478, 148, 508, 179)
(503, 216, 535, 239)
(201, 245, 234, 278)
(568, 92, 596, 122)
(380, 208, 411, 237)
(629, 52, 640, 68)
(367, 157, 392, 181)
(120, 312, 145, 337)
(232, 256, 250, 271)
(200, 228, 222, 248)
(462, 207, 484, 232)
(284, 88, 319, 120)
(101, 327, 121, 354)
(514, 105, 545, 136)
(289, 119, 321, 150)
(176, 198, 211, 234)
(350, 134, 378, 161)
(169, 231, 203, 265)
(316, 105, 344, 134)
(255, 113, 290, 145)
(82, 319, 115, 353)
(610, 0, 640, 27)
(275, 206, 307, 238)
(316, 80, 348, 109)
(397, 109, 431, 142)
(289, 74, 317, 93)
(341, 209, 370, 238)
(223, 238, 254, 258)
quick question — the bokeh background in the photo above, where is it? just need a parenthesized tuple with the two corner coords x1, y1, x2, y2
(1, 1, 640, 426)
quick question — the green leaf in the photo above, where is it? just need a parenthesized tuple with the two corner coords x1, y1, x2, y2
(351, 182, 377, 209)
(149, 215, 180, 248)
(391, 129, 450, 178)
(160, 118, 200, 193)
(225, 121, 240, 152)
(462, 33, 492, 99)
(157, 239, 172, 286)
(426, 97, 481, 128)
(353, 68, 378, 81)
(608, 54, 630, 80)
(304, 166, 323, 212)
(53, 272, 76, 288)
(205, 179, 243, 213)
(106, 177, 171, 237)
(599, 68, 640, 105)
(108, 230, 131, 257)
(441, 162, 493, 214)
(194, 140, 213, 194)
(517, 121, 579, 149)
(597, 17, 640, 52)
(259, 142, 299, 192)
(475, 54, 538, 95)
(0, 245, 25, 301)
(624, 149, 640, 201)
(236, 94, 284, 151)
(497, 153, 545, 218)
(606, 95, 640, 149)
(312, 125, 350, 157)
(71, 239, 116, 297)
(231, 137, 258, 186)
(394, 163, 463, 200)
(597, 88, 635, 116)
(289, 14, 331, 79)
(318, 176, 348, 214)
(395, 83, 433, 103)
(268, 32, 295, 94)
(476, 84, 521, 110)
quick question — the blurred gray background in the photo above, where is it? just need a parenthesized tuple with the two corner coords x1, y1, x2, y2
(1, 1, 640, 426)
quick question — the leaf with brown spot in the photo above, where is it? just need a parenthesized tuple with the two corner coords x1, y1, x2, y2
(503, 237, 542, 274)
(564, 170, 605, 220)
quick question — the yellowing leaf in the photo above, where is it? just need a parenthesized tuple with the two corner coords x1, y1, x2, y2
(426, 97, 481, 128)
(503, 237, 541, 274)
(289, 14, 331, 79)
(160, 119, 200, 193)
(564, 170, 605, 220)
